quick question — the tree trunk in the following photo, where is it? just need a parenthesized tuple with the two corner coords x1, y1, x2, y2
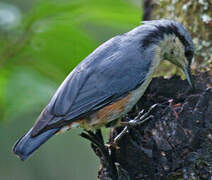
(94, 1, 212, 179)
(96, 73, 212, 180)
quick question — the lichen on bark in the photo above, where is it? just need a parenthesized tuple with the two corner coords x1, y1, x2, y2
(152, 0, 212, 74)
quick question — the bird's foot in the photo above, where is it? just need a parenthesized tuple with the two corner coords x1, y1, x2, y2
(114, 104, 157, 144)
(105, 141, 120, 150)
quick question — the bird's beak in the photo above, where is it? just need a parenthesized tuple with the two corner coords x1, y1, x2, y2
(184, 66, 195, 89)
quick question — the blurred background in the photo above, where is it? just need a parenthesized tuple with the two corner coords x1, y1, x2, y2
(0, 0, 141, 179)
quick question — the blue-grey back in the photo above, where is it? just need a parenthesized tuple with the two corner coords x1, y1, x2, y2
(46, 32, 153, 121)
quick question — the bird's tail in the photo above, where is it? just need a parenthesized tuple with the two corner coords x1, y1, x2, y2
(13, 127, 59, 161)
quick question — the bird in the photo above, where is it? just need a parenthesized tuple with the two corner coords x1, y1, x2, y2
(13, 19, 194, 161)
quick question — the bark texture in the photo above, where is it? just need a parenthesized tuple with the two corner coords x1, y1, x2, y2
(92, 2, 212, 178)
(151, 0, 212, 74)
(96, 73, 212, 180)
(143, 0, 153, 21)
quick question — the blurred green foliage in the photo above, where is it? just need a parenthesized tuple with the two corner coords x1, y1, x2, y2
(0, 0, 140, 122)
(0, 0, 141, 179)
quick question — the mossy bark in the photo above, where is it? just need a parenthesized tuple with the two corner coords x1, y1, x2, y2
(91, 2, 212, 179)
(152, 0, 212, 76)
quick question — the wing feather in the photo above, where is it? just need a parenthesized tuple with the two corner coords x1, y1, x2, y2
(32, 33, 153, 135)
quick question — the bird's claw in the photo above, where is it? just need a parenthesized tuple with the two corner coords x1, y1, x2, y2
(114, 104, 157, 144)
(115, 162, 131, 180)
(106, 142, 120, 150)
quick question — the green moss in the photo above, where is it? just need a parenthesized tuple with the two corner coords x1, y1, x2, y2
(152, 0, 212, 74)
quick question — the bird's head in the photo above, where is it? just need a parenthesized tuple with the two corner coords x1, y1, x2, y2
(162, 33, 194, 89)
(141, 20, 195, 88)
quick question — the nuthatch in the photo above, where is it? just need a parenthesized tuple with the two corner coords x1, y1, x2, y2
(13, 19, 194, 161)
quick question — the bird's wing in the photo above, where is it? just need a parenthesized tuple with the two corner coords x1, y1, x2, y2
(31, 35, 153, 136)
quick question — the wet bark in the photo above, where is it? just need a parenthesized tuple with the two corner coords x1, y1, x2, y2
(95, 73, 212, 180)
